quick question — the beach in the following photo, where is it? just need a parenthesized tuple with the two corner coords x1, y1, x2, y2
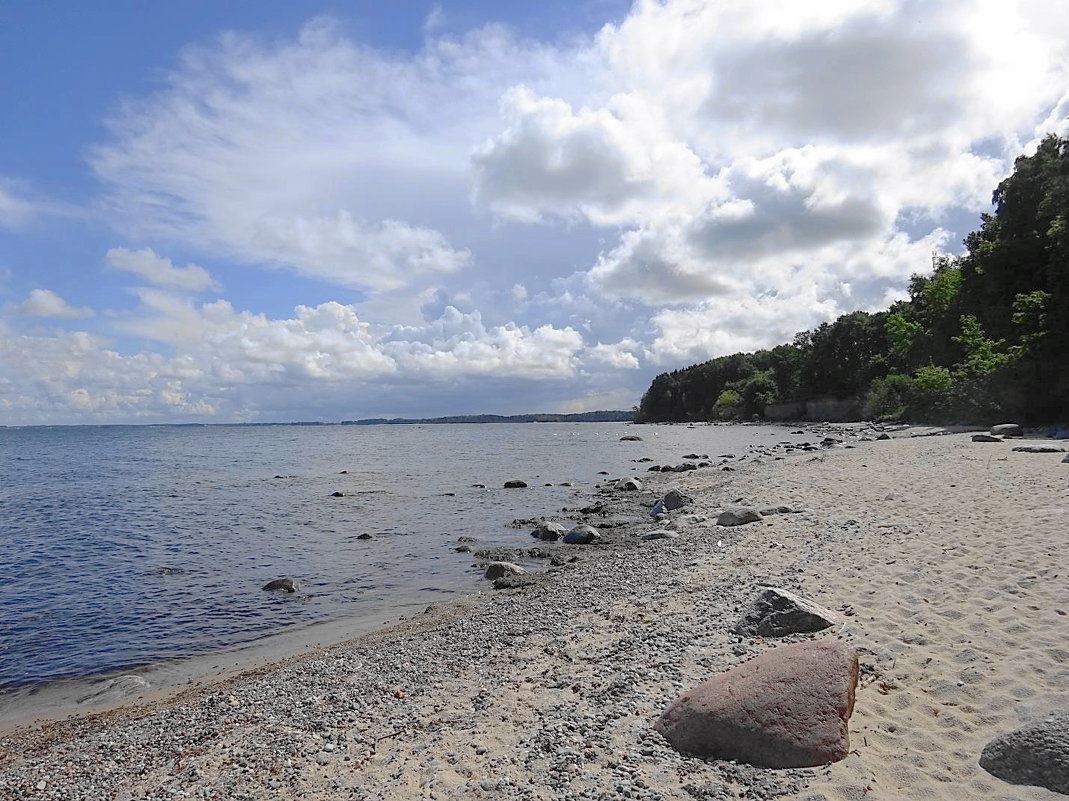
(1, 429, 1067, 800)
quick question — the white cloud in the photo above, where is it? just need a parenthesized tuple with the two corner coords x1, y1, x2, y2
(106, 247, 220, 292)
(9, 289, 95, 319)
(0, 182, 45, 228)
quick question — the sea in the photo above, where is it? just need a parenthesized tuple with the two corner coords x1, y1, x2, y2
(0, 421, 807, 721)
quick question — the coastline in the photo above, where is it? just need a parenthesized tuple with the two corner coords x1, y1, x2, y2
(2, 427, 1067, 799)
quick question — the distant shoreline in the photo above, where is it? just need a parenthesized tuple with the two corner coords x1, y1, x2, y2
(0, 410, 635, 429)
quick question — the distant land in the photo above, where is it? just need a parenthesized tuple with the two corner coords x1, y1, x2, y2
(340, 410, 634, 425)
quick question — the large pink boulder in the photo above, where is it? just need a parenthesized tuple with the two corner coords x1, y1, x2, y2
(654, 640, 858, 767)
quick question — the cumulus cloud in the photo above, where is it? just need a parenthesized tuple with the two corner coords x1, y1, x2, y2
(9, 289, 95, 319)
(106, 247, 220, 292)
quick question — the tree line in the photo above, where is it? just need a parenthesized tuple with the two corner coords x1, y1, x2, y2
(636, 135, 1069, 424)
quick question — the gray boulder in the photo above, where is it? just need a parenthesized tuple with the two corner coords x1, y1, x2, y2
(262, 577, 300, 593)
(980, 709, 1069, 794)
(655, 640, 858, 767)
(663, 489, 693, 510)
(1012, 445, 1065, 453)
(991, 423, 1023, 437)
(620, 435, 643, 441)
(735, 587, 840, 637)
(503, 480, 527, 488)
(532, 521, 568, 541)
(717, 507, 762, 526)
(972, 433, 1003, 442)
(876, 433, 891, 440)
(484, 561, 526, 580)
(563, 524, 600, 544)
(618, 477, 643, 491)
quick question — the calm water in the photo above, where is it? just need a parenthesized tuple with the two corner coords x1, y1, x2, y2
(0, 422, 801, 701)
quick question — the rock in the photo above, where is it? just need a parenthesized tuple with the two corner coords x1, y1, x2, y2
(980, 709, 1069, 794)
(735, 588, 840, 637)
(532, 521, 568, 542)
(1012, 445, 1065, 453)
(717, 507, 762, 526)
(455, 544, 473, 553)
(77, 675, 151, 705)
(663, 489, 693, 511)
(620, 435, 643, 441)
(654, 640, 858, 767)
(563, 524, 600, 544)
(876, 433, 891, 440)
(618, 477, 643, 491)
(643, 530, 679, 540)
(972, 433, 1003, 442)
(356, 533, 373, 540)
(991, 423, 1023, 437)
(331, 491, 344, 497)
(503, 480, 527, 488)
(650, 500, 665, 517)
(759, 505, 794, 516)
(1063, 454, 1069, 464)
(683, 452, 701, 459)
(483, 562, 526, 580)
(262, 577, 300, 593)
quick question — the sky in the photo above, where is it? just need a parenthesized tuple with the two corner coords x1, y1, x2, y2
(1, 0, 1067, 425)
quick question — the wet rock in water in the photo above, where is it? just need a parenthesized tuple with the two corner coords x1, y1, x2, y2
(455, 544, 473, 553)
(619, 435, 643, 441)
(563, 524, 601, 544)
(503, 480, 528, 488)
(532, 521, 568, 542)
(77, 675, 151, 706)
(483, 562, 526, 580)
(682, 452, 701, 459)
(637, 457, 654, 462)
(262, 577, 300, 593)
(717, 507, 762, 526)
(643, 530, 680, 540)
(457, 536, 476, 543)
(559, 481, 575, 487)
(472, 483, 486, 488)
(618, 477, 643, 491)
(356, 533, 373, 540)
(654, 640, 858, 768)
(647, 465, 662, 472)
(331, 491, 344, 497)
(991, 423, 1023, 437)
(663, 489, 693, 511)
(972, 433, 1003, 442)
(734, 587, 840, 637)
(1012, 445, 1065, 453)
(980, 709, 1069, 794)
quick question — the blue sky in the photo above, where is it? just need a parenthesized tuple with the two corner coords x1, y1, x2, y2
(1, 0, 1067, 424)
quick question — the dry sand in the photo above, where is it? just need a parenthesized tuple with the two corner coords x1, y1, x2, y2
(1, 429, 1066, 800)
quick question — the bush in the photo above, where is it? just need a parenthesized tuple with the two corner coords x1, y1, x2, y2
(863, 374, 913, 421)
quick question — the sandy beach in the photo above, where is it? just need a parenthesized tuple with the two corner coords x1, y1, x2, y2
(1, 428, 1067, 800)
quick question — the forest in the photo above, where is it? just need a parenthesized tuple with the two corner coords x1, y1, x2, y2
(636, 135, 1069, 424)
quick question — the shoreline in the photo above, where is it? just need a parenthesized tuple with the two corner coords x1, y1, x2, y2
(2, 427, 1067, 799)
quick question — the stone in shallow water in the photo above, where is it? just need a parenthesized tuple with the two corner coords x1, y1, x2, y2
(484, 562, 525, 580)
(262, 577, 300, 593)
(655, 640, 858, 768)
(734, 587, 840, 637)
(503, 480, 527, 488)
(980, 709, 1069, 794)
(1012, 445, 1065, 453)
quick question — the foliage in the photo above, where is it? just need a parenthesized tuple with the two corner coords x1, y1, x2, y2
(634, 135, 1069, 424)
